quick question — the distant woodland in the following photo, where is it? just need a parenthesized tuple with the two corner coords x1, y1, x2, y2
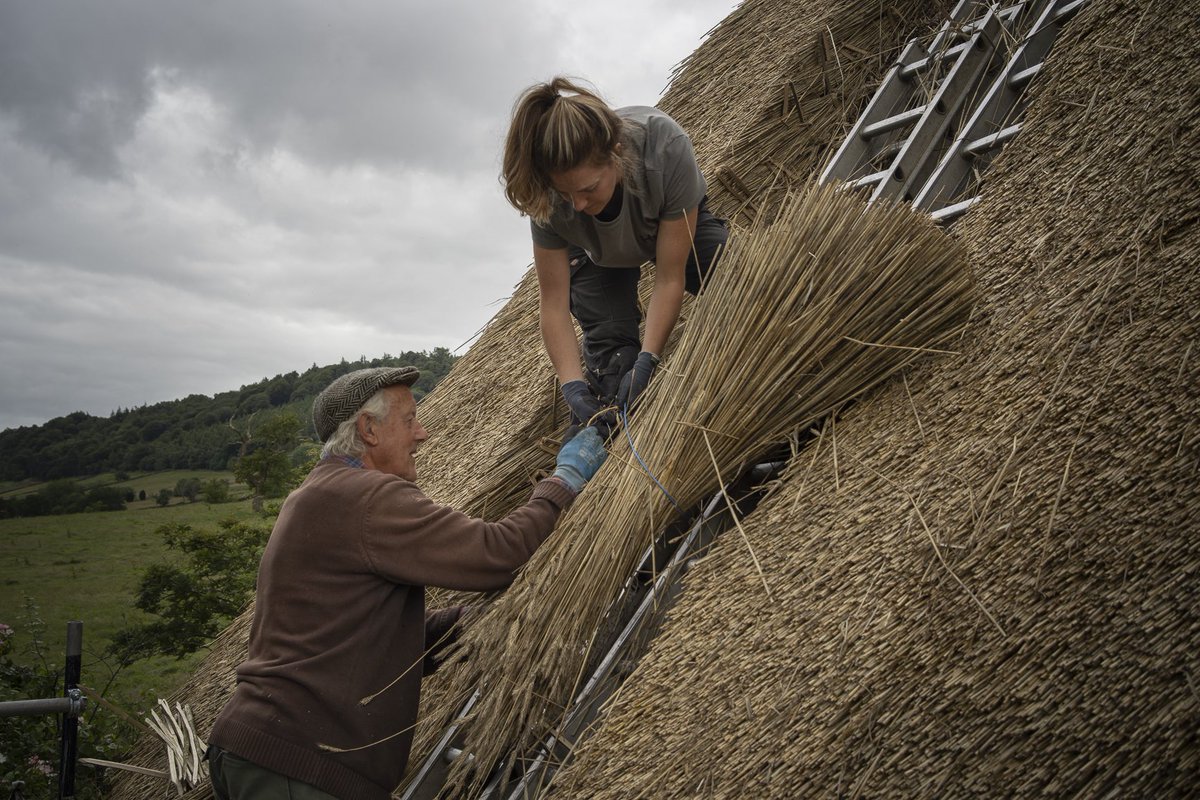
(0, 350, 457, 483)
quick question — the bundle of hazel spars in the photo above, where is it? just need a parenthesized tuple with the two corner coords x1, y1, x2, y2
(419, 180, 975, 796)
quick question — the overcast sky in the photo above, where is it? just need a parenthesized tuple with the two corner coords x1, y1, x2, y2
(0, 0, 740, 432)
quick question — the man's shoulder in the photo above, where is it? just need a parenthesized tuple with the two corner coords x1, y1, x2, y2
(301, 461, 423, 499)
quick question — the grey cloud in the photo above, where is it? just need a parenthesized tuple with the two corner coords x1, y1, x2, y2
(0, 0, 558, 178)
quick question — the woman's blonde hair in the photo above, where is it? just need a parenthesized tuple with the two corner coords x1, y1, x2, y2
(501, 77, 638, 224)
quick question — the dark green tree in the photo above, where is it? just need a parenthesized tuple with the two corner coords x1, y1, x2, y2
(233, 413, 302, 500)
(154, 488, 172, 507)
(201, 479, 230, 504)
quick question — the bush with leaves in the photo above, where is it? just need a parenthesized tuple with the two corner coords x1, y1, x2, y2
(233, 412, 303, 500)
(109, 519, 270, 663)
(201, 478, 230, 504)
(173, 477, 202, 503)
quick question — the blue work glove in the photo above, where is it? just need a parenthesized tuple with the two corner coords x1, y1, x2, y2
(615, 351, 660, 412)
(551, 426, 608, 493)
(562, 380, 614, 429)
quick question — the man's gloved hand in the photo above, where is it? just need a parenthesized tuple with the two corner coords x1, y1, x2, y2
(615, 351, 660, 412)
(552, 426, 608, 493)
(562, 380, 613, 429)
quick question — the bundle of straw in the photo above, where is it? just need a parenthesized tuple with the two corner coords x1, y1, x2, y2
(423, 180, 974, 795)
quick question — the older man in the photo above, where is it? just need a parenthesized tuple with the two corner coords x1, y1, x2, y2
(206, 366, 606, 800)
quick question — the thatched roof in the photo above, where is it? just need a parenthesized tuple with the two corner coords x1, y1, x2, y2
(546, 1, 1200, 796)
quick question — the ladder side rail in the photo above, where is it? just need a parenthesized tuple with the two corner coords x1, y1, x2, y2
(818, 38, 927, 186)
(913, 0, 1080, 211)
(397, 691, 481, 800)
(871, 9, 1005, 203)
(495, 492, 733, 800)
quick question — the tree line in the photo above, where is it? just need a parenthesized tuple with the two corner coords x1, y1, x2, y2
(0, 350, 457, 484)
(0, 476, 236, 519)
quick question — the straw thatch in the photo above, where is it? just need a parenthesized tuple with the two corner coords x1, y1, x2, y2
(547, 1, 1200, 796)
(422, 182, 972, 796)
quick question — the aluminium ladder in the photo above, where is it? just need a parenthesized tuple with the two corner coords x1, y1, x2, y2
(820, 0, 1089, 223)
(914, 0, 1089, 221)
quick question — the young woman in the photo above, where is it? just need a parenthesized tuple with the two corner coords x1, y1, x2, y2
(501, 77, 727, 427)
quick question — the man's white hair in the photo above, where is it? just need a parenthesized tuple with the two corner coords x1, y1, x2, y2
(321, 389, 393, 459)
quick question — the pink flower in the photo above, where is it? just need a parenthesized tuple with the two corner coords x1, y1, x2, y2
(28, 755, 55, 776)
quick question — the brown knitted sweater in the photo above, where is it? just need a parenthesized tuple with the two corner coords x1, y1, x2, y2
(209, 460, 575, 799)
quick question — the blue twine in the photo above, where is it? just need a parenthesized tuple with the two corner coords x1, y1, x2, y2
(619, 405, 681, 511)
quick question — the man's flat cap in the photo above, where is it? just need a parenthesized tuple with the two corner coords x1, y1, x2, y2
(313, 366, 420, 442)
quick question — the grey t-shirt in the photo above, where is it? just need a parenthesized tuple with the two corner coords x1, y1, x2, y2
(530, 106, 705, 267)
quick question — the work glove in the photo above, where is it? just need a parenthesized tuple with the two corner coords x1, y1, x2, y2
(615, 351, 660, 412)
(562, 380, 615, 430)
(552, 426, 608, 493)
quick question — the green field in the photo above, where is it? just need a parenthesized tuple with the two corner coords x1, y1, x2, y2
(0, 473, 264, 712)
(0, 469, 239, 504)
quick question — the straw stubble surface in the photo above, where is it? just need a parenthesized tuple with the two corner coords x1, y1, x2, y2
(428, 182, 972, 796)
(547, 1, 1200, 796)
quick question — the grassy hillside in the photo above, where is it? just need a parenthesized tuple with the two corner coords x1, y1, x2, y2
(0, 476, 260, 708)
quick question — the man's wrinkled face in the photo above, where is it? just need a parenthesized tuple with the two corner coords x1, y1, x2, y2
(367, 386, 428, 480)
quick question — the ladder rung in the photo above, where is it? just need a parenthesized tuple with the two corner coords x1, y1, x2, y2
(901, 40, 971, 79)
(851, 170, 889, 190)
(1055, 0, 1088, 23)
(861, 105, 926, 139)
(1008, 62, 1042, 88)
(965, 123, 1023, 156)
(960, 3, 1021, 35)
(931, 195, 980, 223)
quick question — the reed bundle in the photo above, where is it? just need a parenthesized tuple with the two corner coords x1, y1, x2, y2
(427, 181, 973, 795)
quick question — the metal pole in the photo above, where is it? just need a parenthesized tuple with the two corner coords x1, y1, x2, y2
(0, 697, 79, 717)
(57, 621, 82, 800)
